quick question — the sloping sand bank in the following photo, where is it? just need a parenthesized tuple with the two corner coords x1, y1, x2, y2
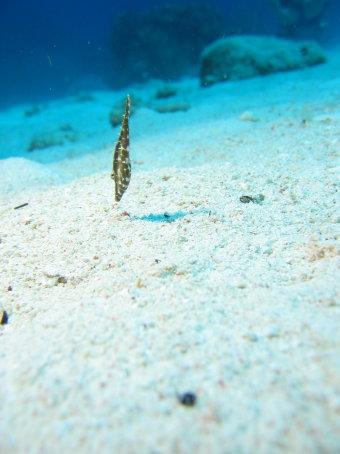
(0, 154, 339, 452)
(0, 50, 339, 453)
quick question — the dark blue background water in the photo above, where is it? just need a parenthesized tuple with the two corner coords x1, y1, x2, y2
(0, 0, 339, 108)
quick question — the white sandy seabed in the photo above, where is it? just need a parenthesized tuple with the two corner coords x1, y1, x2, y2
(0, 49, 339, 453)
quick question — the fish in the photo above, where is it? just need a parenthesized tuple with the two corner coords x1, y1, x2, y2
(111, 94, 131, 202)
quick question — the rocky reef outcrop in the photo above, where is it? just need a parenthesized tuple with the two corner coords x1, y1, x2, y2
(200, 35, 326, 87)
(269, 0, 327, 27)
(110, 3, 225, 86)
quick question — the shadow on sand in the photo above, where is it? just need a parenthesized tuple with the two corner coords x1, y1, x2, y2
(131, 208, 214, 223)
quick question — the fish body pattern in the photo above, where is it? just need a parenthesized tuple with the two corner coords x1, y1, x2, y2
(111, 95, 131, 202)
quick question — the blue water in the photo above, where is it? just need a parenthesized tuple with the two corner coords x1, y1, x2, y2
(0, 0, 339, 108)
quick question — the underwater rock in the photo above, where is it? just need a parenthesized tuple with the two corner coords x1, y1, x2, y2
(27, 133, 64, 152)
(56, 276, 68, 284)
(240, 195, 253, 204)
(109, 109, 124, 128)
(200, 35, 326, 87)
(269, 0, 326, 27)
(59, 123, 74, 132)
(240, 194, 265, 204)
(74, 92, 95, 103)
(152, 102, 190, 114)
(154, 85, 178, 99)
(24, 106, 41, 117)
(27, 128, 78, 152)
(110, 3, 225, 85)
(178, 392, 197, 407)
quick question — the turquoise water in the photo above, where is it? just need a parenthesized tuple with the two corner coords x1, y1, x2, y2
(0, 0, 339, 192)
(1, 0, 339, 107)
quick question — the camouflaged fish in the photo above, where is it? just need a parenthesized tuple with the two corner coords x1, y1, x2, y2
(111, 95, 131, 202)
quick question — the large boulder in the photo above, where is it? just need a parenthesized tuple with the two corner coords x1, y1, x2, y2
(268, 0, 327, 27)
(110, 3, 225, 86)
(200, 35, 326, 87)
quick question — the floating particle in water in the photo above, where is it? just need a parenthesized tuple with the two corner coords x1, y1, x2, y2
(111, 95, 131, 202)
(178, 392, 197, 407)
(27, 132, 64, 152)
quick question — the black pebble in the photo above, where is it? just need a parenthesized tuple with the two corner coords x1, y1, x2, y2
(178, 392, 197, 407)
(240, 195, 254, 203)
(240, 194, 265, 204)
(1, 310, 9, 325)
(57, 276, 67, 284)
